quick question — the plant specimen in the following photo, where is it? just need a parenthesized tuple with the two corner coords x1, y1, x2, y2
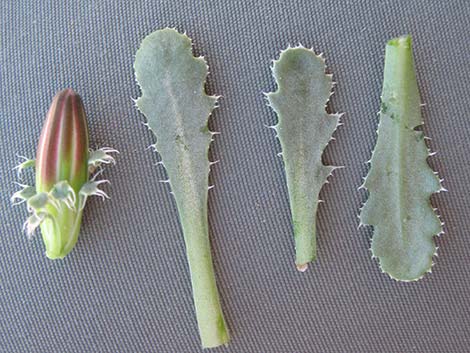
(266, 46, 342, 271)
(360, 36, 445, 281)
(12, 88, 117, 259)
(134, 28, 229, 348)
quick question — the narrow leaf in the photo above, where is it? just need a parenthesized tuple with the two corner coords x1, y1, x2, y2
(360, 36, 443, 281)
(134, 28, 228, 348)
(267, 47, 341, 271)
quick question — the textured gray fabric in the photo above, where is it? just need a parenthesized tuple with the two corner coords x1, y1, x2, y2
(1, 0, 469, 352)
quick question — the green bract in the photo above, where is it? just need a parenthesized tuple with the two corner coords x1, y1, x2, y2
(12, 89, 117, 259)
(134, 28, 229, 348)
(360, 36, 444, 281)
(266, 46, 342, 271)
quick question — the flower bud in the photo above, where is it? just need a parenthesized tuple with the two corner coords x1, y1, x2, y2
(12, 89, 116, 259)
(36, 89, 89, 194)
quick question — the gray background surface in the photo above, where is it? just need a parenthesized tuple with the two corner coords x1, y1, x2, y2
(1, 1, 469, 352)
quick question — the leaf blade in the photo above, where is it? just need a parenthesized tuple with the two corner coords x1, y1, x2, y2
(134, 28, 229, 348)
(360, 36, 442, 281)
(267, 47, 340, 269)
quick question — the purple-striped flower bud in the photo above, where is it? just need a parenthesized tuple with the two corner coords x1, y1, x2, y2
(36, 89, 89, 193)
(12, 89, 116, 259)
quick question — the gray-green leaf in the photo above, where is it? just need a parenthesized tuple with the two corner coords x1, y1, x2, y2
(267, 47, 341, 271)
(134, 28, 228, 348)
(360, 36, 443, 281)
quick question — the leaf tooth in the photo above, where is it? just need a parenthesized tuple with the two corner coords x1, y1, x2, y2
(141, 121, 152, 131)
(277, 152, 283, 157)
(264, 124, 278, 131)
(282, 44, 292, 52)
(209, 160, 219, 166)
(208, 185, 215, 190)
(334, 112, 345, 119)
(328, 165, 344, 175)
(146, 143, 158, 152)
(159, 179, 171, 184)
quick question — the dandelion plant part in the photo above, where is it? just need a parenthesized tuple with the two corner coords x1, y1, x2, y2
(266, 47, 342, 272)
(11, 89, 117, 259)
(134, 28, 229, 348)
(360, 36, 444, 281)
